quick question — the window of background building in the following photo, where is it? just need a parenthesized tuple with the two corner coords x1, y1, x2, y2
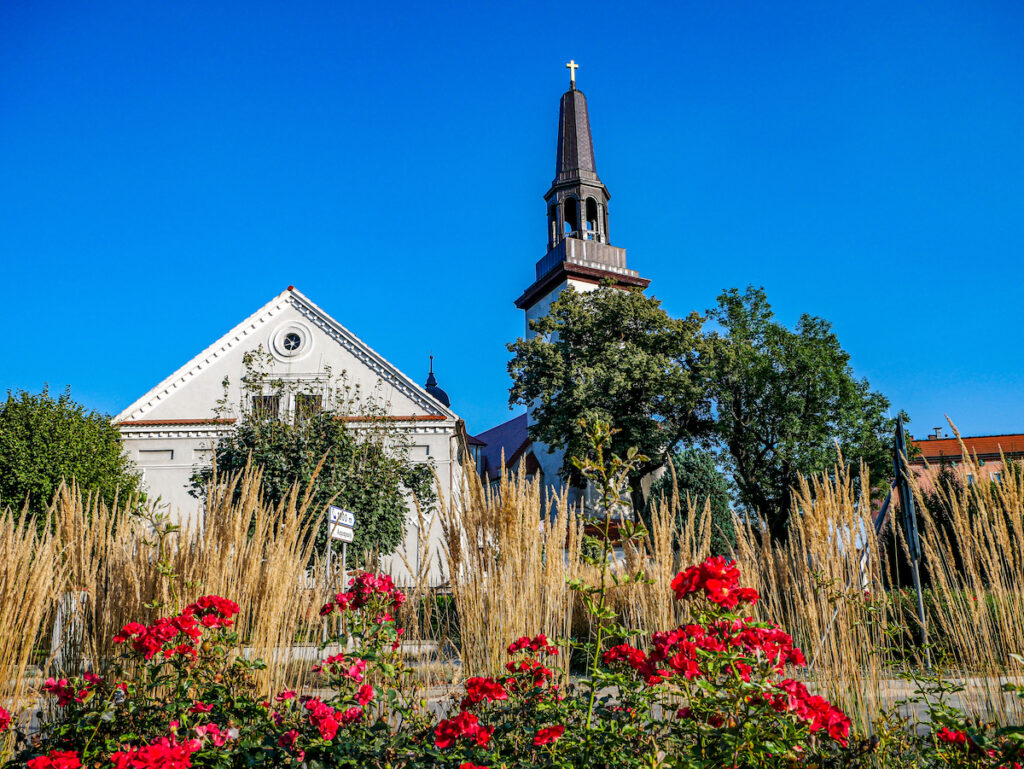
(295, 393, 323, 425)
(251, 395, 281, 420)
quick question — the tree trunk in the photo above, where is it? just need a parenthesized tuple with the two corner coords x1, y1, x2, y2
(629, 482, 647, 522)
(768, 484, 793, 543)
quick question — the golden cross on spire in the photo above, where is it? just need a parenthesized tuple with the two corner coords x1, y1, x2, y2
(566, 59, 579, 89)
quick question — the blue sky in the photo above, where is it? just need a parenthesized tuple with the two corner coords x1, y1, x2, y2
(3, 1, 1023, 439)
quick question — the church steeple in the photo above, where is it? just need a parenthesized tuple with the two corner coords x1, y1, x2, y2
(555, 89, 597, 181)
(545, 76, 611, 250)
(504, 65, 652, 507)
(515, 65, 648, 314)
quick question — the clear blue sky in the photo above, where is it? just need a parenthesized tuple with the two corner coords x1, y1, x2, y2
(3, 1, 1023, 439)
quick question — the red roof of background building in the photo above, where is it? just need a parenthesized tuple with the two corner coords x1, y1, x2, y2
(911, 433, 1024, 463)
(116, 418, 237, 426)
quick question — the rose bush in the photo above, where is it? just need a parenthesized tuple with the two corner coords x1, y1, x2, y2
(6, 561, 1023, 768)
(5, 572, 434, 769)
(419, 555, 852, 769)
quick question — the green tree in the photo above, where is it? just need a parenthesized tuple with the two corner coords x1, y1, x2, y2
(190, 413, 433, 560)
(507, 285, 713, 513)
(0, 386, 142, 524)
(190, 349, 434, 560)
(705, 286, 899, 540)
(645, 448, 736, 556)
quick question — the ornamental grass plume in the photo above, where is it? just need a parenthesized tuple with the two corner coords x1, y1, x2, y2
(725, 431, 1024, 728)
(440, 446, 716, 680)
(615, 482, 714, 640)
(728, 459, 899, 728)
(442, 418, 1024, 731)
(43, 463, 330, 698)
(440, 459, 581, 679)
(439, 443, 724, 681)
(393, 487, 459, 677)
(0, 506, 65, 759)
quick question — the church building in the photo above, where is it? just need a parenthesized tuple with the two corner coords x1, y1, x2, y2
(114, 65, 645, 579)
(476, 63, 650, 501)
(113, 286, 468, 582)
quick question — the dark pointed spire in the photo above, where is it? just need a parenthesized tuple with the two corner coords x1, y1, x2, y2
(515, 68, 650, 312)
(555, 88, 598, 183)
(543, 65, 611, 251)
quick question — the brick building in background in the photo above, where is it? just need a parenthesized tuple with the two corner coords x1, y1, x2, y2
(909, 429, 1024, 493)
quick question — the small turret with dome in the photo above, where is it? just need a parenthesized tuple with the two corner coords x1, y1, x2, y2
(424, 355, 450, 408)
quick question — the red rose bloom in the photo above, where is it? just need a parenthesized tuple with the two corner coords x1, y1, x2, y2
(27, 751, 80, 769)
(305, 698, 347, 741)
(533, 725, 565, 746)
(278, 729, 299, 750)
(602, 643, 647, 670)
(671, 556, 746, 607)
(460, 677, 508, 710)
(937, 727, 968, 745)
(110, 736, 200, 769)
(434, 711, 492, 749)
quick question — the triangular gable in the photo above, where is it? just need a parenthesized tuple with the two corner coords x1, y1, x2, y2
(115, 287, 456, 423)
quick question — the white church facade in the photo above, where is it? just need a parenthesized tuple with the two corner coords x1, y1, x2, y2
(114, 286, 468, 583)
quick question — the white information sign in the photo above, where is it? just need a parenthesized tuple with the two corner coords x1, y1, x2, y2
(328, 506, 355, 529)
(331, 525, 355, 543)
(328, 506, 355, 542)
(322, 507, 355, 641)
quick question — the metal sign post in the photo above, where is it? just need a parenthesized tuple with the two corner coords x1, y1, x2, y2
(328, 505, 356, 592)
(323, 506, 356, 644)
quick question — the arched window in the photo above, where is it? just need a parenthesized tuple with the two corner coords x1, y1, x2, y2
(563, 198, 579, 236)
(548, 203, 559, 247)
(585, 198, 600, 241)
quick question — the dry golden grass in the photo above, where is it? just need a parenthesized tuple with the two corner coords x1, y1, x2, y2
(0, 463, 333, 739)
(0, 506, 66, 755)
(440, 462, 581, 679)
(437, 445, 1024, 730)
(737, 441, 1024, 726)
(440, 459, 719, 677)
(730, 463, 906, 727)
(615, 478, 714, 638)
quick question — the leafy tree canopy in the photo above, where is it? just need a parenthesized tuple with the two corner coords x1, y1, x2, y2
(705, 286, 900, 539)
(645, 448, 736, 556)
(508, 284, 902, 541)
(191, 349, 434, 560)
(507, 285, 714, 512)
(190, 413, 433, 560)
(0, 386, 142, 524)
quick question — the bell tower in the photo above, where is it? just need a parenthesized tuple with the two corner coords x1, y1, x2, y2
(511, 65, 651, 503)
(515, 63, 650, 334)
(545, 59, 611, 251)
